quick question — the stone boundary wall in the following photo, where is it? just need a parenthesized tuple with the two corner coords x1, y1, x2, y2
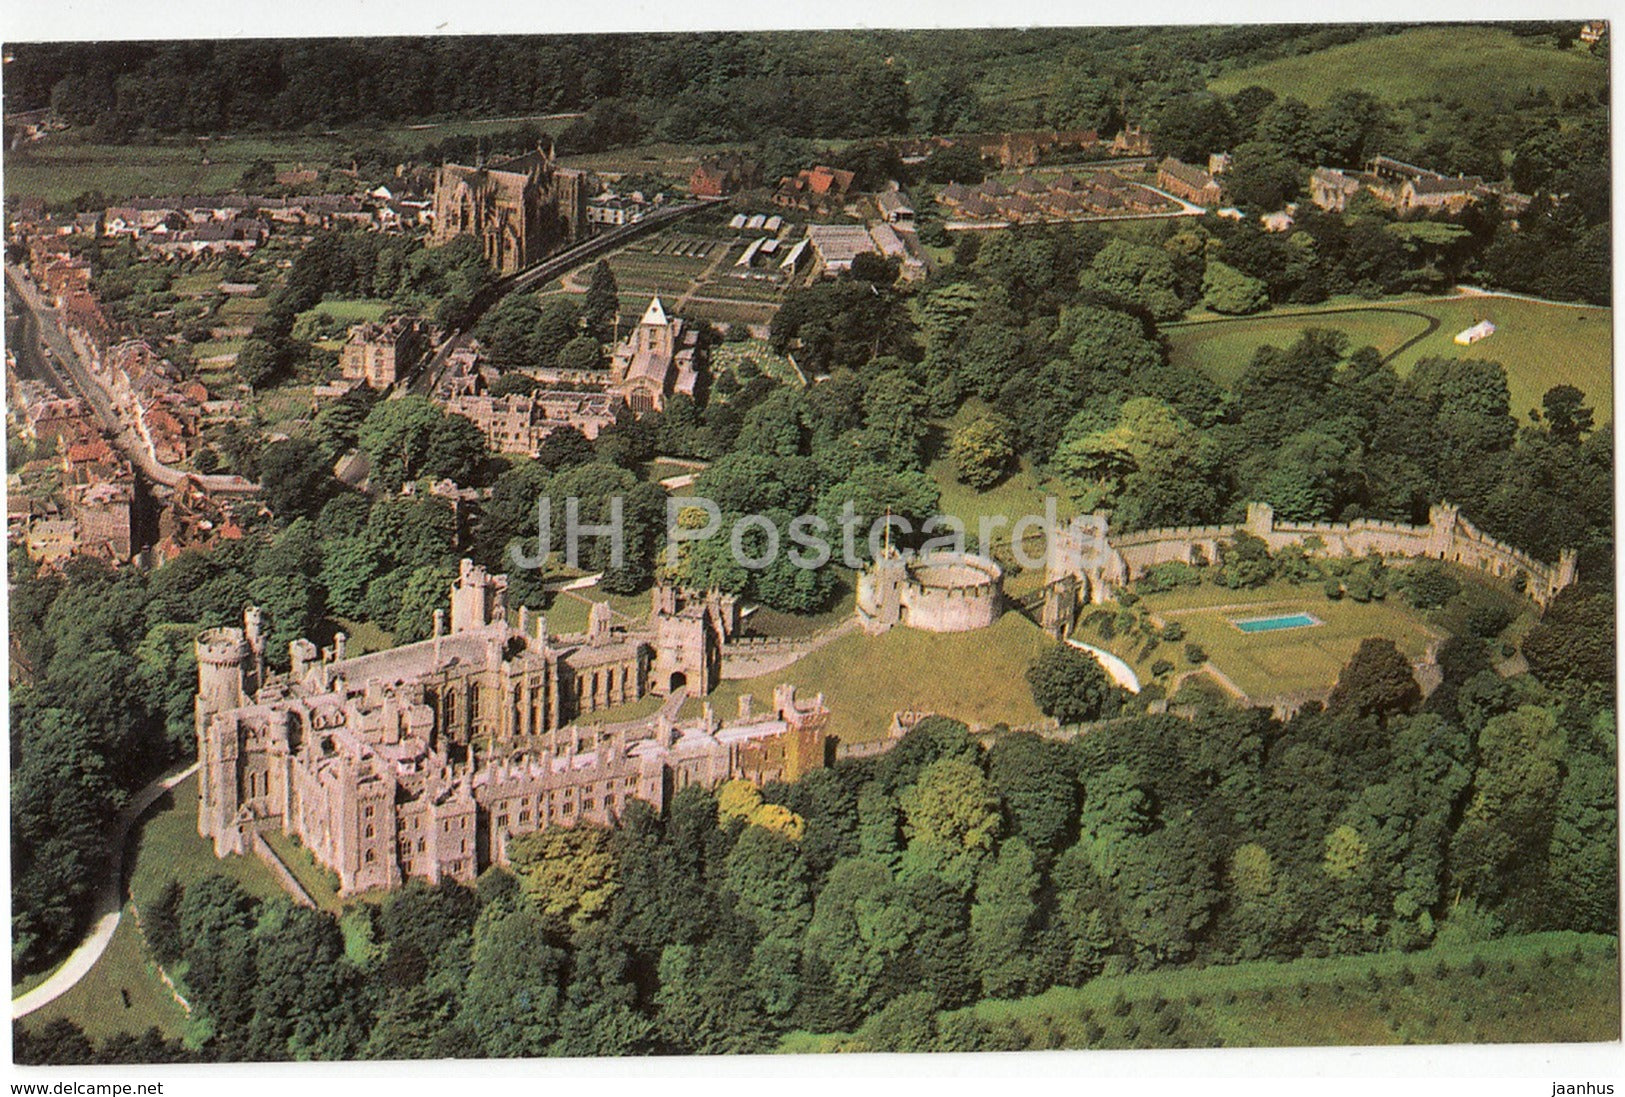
(128, 902, 192, 1015)
(1047, 502, 1575, 626)
(720, 618, 857, 679)
(250, 831, 317, 910)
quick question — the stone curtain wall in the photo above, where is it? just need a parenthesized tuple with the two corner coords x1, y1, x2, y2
(1045, 501, 1575, 632)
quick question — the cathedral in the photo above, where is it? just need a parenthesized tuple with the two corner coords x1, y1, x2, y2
(429, 148, 590, 275)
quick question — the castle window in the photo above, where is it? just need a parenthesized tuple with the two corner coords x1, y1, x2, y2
(364, 824, 374, 839)
(365, 849, 375, 864)
(417, 839, 425, 853)
(497, 814, 509, 828)
(460, 839, 467, 854)
(584, 798, 595, 810)
(563, 803, 574, 815)
(364, 805, 374, 818)
(519, 810, 530, 823)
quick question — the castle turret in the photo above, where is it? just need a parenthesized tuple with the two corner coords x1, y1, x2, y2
(195, 625, 252, 843)
(450, 558, 509, 632)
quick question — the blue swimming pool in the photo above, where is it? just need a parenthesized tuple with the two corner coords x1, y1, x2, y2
(1231, 612, 1322, 633)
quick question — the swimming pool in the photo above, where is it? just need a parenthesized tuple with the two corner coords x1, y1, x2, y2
(1231, 612, 1322, 633)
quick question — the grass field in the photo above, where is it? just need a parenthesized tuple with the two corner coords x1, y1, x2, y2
(1165, 294, 1614, 424)
(1076, 579, 1441, 701)
(925, 403, 1076, 555)
(297, 297, 392, 326)
(4, 134, 340, 203)
(692, 610, 1055, 744)
(542, 587, 653, 635)
(23, 775, 288, 1044)
(1209, 26, 1608, 106)
(786, 930, 1619, 1051)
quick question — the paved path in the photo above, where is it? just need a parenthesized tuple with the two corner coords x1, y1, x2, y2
(12, 762, 200, 1020)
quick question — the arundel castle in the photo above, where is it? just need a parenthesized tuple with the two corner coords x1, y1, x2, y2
(196, 561, 829, 894)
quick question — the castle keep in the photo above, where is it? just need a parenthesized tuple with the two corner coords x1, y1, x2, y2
(196, 562, 828, 893)
(429, 149, 589, 275)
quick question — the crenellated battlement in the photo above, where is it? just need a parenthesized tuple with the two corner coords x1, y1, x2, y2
(1042, 500, 1576, 638)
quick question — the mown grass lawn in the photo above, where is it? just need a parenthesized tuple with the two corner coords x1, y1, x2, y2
(1077, 579, 1441, 701)
(1208, 25, 1607, 106)
(20, 911, 191, 1045)
(23, 775, 288, 1044)
(694, 610, 1056, 744)
(925, 400, 1077, 556)
(1165, 294, 1613, 424)
(260, 831, 344, 915)
(4, 133, 339, 203)
(296, 296, 393, 327)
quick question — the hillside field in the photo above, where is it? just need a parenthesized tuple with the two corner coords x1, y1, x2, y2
(692, 610, 1055, 745)
(785, 931, 1621, 1052)
(1208, 26, 1607, 106)
(1164, 294, 1613, 424)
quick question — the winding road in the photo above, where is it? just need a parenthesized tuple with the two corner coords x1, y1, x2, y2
(5, 264, 259, 495)
(12, 762, 200, 1020)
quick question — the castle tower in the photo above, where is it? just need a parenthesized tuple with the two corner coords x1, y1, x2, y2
(450, 558, 509, 632)
(1425, 502, 1461, 559)
(195, 625, 252, 844)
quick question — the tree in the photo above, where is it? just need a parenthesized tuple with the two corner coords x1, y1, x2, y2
(258, 438, 336, 521)
(948, 413, 1016, 490)
(898, 757, 1002, 890)
(236, 338, 284, 388)
(1201, 259, 1269, 316)
(985, 732, 1076, 858)
(1077, 239, 1185, 321)
(1326, 638, 1421, 721)
(1026, 643, 1121, 725)
(1522, 585, 1614, 688)
(459, 906, 568, 1057)
(969, 838, 1041, 998)
(508, 824, 619, 938)
(724, 826, 813, 940)
(1540, 384, 1595, 444)
(556, 335, 604, 373)
(1223, 139, 1303, 213)
(583, 260, 620, 339)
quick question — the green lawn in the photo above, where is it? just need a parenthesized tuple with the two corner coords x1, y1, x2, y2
(692, 610, 1055, 745)
(23, 775, 288, 1044)
(542, 587, 653, 635)
(20, 910, 191, 1045)
(333, 617, 396, 657)
(1165, 294, 1613, 424)
(1209, 26, 1608, 106)
(711, 340, 802, 386)
(1079, 579, 1441, 702)
(298, 297, 393, 327)
(927, 408, 1076, 553)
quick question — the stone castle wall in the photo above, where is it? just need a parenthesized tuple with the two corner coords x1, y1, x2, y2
(1043, 501, 1576, 638)
(856, 551, 1004, 634)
